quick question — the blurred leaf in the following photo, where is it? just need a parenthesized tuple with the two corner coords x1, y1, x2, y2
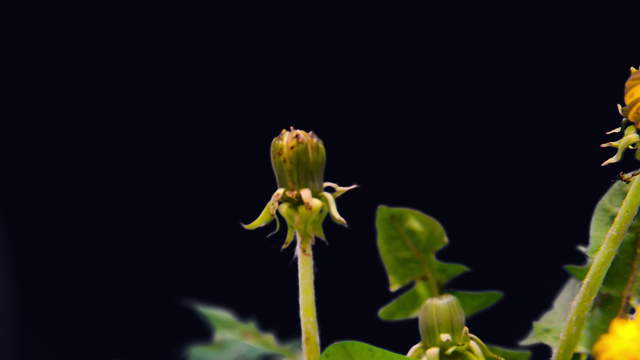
(186, 303, 300, 360)
(320, 341, 411, 360)
(376, 206, 501, 320)
(520, 279, 578, 349)
(487, 345, 531, 360)
(520, 279, 618, 354)
(187, 343, 267, 360)
(521, 180, 640, 354)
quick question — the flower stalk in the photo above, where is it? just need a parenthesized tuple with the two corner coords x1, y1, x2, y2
(242, 128, 356, 360)
(297, 233, 321, 360)
(553, 175, 640, 360)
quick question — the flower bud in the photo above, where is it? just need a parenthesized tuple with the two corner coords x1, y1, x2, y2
(271, 128, 326, 194)
(419, 294, 466, 349)
(244, 127, 356, 249)
(624, 66, 640, 126)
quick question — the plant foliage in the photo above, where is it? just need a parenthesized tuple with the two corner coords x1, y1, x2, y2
(376, 206, 530, 359)
(320, 341, 410, 360)
(186, 304, 300, 360)
(521, 180, 640, 354)
(376, 206, 503, 320)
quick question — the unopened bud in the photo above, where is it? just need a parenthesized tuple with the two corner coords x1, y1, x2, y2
(244, 127, 356, 249)
(271, 128, 326, 194)
(419, 294, 466, 349)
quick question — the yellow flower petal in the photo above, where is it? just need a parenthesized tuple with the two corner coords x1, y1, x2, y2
(593, 312, 640, 360)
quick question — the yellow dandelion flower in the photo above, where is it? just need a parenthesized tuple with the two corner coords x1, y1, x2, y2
(593, 308, 640, 360)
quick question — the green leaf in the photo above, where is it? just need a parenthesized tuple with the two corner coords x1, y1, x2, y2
(376, 206, 458, 291)
(187, 343, 267, 360)
(376, 206, 501, 320)
(563, 265, 588, 281)
(378, 283, 427, 320)
(520, 279, 580, 350)
(320, 341, 411, 360)
(450, 290, 503, 317)
(186, 303, 300, 360)
(520, 279, 619, 354)
(487, 345, 531, 360)
(521, 180, 640, 354)
(585, 181, 640, 299)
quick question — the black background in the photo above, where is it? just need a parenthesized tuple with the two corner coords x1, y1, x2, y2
(4, 3, 640, 360)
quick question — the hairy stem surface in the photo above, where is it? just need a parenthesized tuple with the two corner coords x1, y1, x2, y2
(553, 176, 640, 360)
(297, 233, 320, 360)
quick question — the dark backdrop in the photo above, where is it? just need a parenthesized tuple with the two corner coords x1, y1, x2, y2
(4, 3, 640, 360)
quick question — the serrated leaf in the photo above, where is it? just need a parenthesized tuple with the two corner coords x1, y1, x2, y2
(487, 345, 531, 360)
(520, 278, 620, 354)
(450, 290, 503, 317)
(520, 279, 580, 350)
(376, 206, 501, 320)
(187, 303, 300, 360)
(522, 181, 640, 354)
(320, 341, 411, 360)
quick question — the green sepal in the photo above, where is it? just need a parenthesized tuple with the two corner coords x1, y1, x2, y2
(320, 191, 347, 226)
(282, 222, 296, 250)
(278, 202, 298, 249)
(242, 189, 284, 232)
(279, 197, 328, 246)
(323, 182, 358, 199)
(242, 200, 276, 230)
(601, 125, 640, 166)
(424, 348, 440, 360)
(312, 204, 329, 241)
(407, 343, 426, 359)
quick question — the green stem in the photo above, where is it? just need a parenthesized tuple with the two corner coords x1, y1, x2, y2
(425, 273, 439, 297)
(553, 176, 640, 360)
(297, 233, 321, 360)
(416, 277, 439, 299)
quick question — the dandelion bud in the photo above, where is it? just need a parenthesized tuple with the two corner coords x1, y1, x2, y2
(419, 294, 466, 349)
(243, 127, 356, 249)
(271, 128, 326, 194)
